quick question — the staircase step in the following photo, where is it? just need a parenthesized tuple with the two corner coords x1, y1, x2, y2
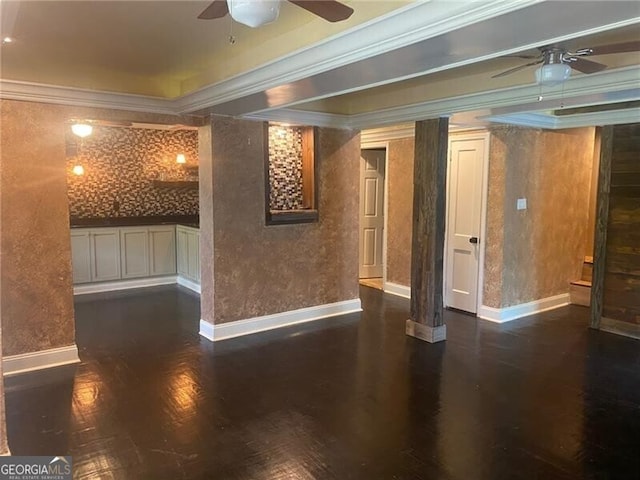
(570, 281, 591, 307)
(584, 255, 593, 265)
(581, 259, 593, 283)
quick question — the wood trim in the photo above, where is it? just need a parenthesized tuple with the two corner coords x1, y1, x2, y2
(600, 317, 640, 340)
(591, 125, 613, 329)
(3, 345, 80, 376)
(301, 127, 315, 209)
(409, 118, 448, 333)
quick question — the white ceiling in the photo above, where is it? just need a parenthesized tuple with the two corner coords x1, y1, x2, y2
(1, 0, 639, 128)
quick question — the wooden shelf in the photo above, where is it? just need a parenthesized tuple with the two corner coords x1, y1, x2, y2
(152, 180, 198, 189)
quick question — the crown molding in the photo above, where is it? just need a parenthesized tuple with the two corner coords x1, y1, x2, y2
(0, 79, 174, 114)
(361, 123, 416, 144)
(348, 66, 640, 130)
(173, 0, 539, 114)
(243, 108, 350, 128)
(489, 106, 640, 130)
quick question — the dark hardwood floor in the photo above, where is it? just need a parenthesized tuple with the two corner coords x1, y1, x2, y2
(5, 286, 640, 479)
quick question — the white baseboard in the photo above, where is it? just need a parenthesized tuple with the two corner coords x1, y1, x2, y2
(199, 319, 215, 342)
(3, 344, 80, 376)
(477, 293, 570, 323)
(384, 282, 411, 299)
(200, 298, 362, 342)
(177, 276, 201, 294)
(73, 275, 178, 295)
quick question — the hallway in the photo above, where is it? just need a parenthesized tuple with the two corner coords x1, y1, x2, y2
(4, 286, 639, 479)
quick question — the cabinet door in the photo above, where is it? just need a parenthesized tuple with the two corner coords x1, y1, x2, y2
(187, 231, 200, 282)
(90, 229, 121, 282)
(71, 230, 92, 284)
(176, 227, 189, 277)
(120, 228, 149, 279)
(149, 226, 176, 276)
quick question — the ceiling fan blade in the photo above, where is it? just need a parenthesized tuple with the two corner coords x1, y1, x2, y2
(570, 57, 608, 74)
(492, 59, 543, 78)
(288, 0, 354, 22)
(198, 0, 229, 20)
(589, 40, 640, 56)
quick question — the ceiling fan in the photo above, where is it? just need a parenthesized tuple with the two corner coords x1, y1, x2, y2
(198, 0, 354, 28)
(492, 40, 640, 86)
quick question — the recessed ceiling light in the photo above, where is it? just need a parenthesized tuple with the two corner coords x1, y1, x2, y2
(2, 37, 14, 44)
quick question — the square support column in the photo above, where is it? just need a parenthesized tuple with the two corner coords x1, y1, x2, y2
(406, 118, 449, 343)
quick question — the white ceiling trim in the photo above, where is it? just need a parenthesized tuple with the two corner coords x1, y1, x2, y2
(0, 79, 174, 115)
(243, 108, 349, 128)
(347, 66, 640, 129)
(360, 123, 416, 144)
(172, 0, 539, 114)
(489, 107, 640, 129)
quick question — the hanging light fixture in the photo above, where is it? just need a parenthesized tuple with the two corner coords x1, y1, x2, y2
(228, 0, 280, 28)
(535, 63, 572, 86)
(176, 153, 186, 164)
(71, 123, 93, 138)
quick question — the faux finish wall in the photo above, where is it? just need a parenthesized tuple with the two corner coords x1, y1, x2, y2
(386, 137, 415, 287)
(0, 99, 201, 356)
(201, 116, 360, 325)
(484, 126, 596, 308)
(67, 127, 198, 218)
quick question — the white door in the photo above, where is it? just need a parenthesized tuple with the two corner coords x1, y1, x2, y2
(445, 137, 487, 313)
(359, 149, 385, 279)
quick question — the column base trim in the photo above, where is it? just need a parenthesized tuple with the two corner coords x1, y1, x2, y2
(3, 344, 80, 376)
(406, 320, 446, 343)
(599, 317, 640, 340)
(200, 298, 362, 342)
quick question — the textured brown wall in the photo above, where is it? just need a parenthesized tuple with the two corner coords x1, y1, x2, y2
(484, 126, 596, 308)
(602, 123, 640, 325)
(1, 100, 76, 356)
(201, 116, 360, 325)
(386, 137, 415, 287)
(0, 157, 8, 455)
(0, 99, 201, 356)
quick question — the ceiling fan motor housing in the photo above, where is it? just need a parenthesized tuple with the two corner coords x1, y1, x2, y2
(228, 0, 281, 28)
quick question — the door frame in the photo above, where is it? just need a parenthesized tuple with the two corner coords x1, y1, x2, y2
(443, 131, 490, 313)
(360, 141, 390, 286)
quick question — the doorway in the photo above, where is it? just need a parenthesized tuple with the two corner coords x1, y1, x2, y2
(444, 133, 489, 313)
(359, 148, 386, 290)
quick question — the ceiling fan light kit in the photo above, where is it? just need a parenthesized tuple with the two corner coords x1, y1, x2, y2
(228, 0, 281, 28)
(535, 63, 572, 86)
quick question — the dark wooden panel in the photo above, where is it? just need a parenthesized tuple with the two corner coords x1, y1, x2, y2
(591, 126, 613, 329)
(610, 173, 640, 187)
(597, 123, 640, 330)
(409, 118, 448, 328)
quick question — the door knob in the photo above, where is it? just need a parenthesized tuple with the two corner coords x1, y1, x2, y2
(469, 237, 479, 244)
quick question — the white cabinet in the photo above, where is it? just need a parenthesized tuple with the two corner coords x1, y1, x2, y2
(120, 228, 149, 279)
(90, 228, 121, 282)
(70, 231, 92, 284)
(177, 225, 200, 283)
(149, 226, 177, 276)
(71, 225, 178, 285)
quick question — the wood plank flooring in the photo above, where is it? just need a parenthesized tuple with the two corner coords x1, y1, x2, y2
(4, 285, 640, 479)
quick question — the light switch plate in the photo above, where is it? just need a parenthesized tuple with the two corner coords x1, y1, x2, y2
(517, 198, 527, 210)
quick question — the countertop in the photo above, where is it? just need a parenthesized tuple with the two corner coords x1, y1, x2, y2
(70, 215, 199, 229)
